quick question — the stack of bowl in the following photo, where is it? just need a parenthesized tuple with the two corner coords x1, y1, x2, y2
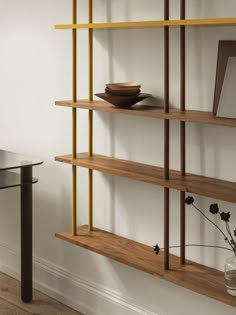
(95, 82, 152, 108)
(105, 82, 141, 96)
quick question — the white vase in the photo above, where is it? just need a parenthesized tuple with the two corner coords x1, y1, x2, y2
(224, 254, 236, 296)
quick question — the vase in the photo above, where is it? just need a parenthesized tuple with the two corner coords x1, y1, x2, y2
(224, 254, 236, 296)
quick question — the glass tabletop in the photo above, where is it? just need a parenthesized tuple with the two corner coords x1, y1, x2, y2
(0, 150, 43, 171)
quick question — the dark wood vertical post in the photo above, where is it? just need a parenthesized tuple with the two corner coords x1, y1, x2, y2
(164, 0, 170, 270)
(180, 0, 186, 264)
(21, 166, 33, 302)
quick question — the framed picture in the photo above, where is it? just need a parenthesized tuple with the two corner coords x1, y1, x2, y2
(213, 40, 236, 118)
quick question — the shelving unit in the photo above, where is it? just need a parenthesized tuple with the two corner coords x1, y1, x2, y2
(55, 0, 236, 307)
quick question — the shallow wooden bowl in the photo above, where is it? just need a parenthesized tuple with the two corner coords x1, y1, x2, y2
(105, 82, 141, 90)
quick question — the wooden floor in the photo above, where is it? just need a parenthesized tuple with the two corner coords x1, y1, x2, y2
(0, 272, 84, 315)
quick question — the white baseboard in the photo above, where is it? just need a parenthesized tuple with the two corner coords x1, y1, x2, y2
(0, 241, 158, 315)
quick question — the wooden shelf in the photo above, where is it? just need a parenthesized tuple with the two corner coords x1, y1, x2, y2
(55, 2, 236, 307)
(0, 171, 38, 190)
(55, 17, 236, 30)
(55, 225, 236, 307)
(55, 100, 236, 127)
(55, 153, 236, 203)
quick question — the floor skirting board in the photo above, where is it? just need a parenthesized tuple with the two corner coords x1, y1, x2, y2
(0, 241, 158, 315)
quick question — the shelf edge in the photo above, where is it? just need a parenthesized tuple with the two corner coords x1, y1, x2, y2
(55, 18, 236, 30)
(55, 100, 236, 127)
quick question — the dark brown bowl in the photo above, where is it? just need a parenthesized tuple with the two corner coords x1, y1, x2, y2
(95, 93, 152, 108)
(105, 87, 141, 96)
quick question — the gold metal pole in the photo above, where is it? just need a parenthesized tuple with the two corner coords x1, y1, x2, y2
(88, 0, 93, 231)
(72, 0, 77, 236)
(88, 169, 93, 230)
(88, 0, 93, 155)
(88, 0, 93, 103)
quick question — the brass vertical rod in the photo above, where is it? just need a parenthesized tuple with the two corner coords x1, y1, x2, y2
(72, 0, 77, 236)
(180, 0, 186, 264)
(88, 0, 93, 103)
(72, 0, 77, 103)
(88, 111, 93, 155)
(88, 169, 93, 230)
(88, 112, 93, 231)
(88, 0, 93, 231)
(88, 0, 93, 155)
(72, 165, 77, 236)
(164, 0, 170, 271)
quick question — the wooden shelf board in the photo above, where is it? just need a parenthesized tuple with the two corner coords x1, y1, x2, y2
(55, 18, 236, 30)
(55, 153, 236, 203)
(55, 225, 236, 307)
(55, 100, 236, 127)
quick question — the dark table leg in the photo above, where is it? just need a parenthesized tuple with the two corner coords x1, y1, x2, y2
(21, 166, 33, 303)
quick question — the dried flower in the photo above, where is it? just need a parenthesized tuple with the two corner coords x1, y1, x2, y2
(209, 203, 219, 215)
(153, 244, 160, 255)
(154, 197, 236, 256)
(186, 197, 236, 254)
(220, 211, 231, 222)
(185, 196, 194, 205)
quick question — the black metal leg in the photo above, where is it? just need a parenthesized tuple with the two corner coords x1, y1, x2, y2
(20, 166, 33, 303)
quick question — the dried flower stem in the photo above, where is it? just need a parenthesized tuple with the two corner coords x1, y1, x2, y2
(192, 203, 235, 251)
(161, 244, 234, 252)
(154, 197, 236, 257)
(226, 222, 235, 247)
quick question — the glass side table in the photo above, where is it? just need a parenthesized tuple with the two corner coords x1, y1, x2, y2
(0, 149, 43, 303)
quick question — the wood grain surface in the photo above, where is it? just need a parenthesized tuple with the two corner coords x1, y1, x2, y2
(55, 153, 236, 203)
(0, 272, 83, 314)
(55, 225, 236, 308)
(55, 100, 236, 127)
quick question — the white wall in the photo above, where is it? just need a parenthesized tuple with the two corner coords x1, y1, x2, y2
(0, 1, 236, 314)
